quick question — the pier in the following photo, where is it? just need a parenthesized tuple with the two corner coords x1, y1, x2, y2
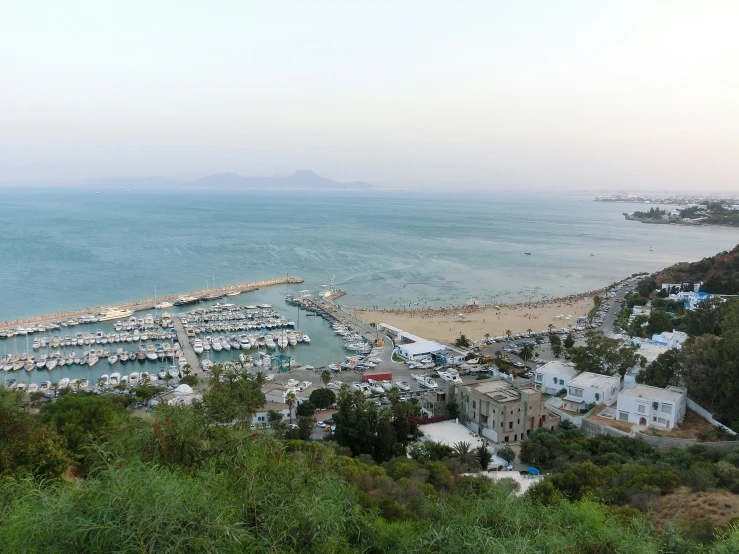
(0, 276, 304, 330)
(172, 317, 199, 373)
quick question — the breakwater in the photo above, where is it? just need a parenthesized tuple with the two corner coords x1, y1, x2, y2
(0, 276, 304, 329)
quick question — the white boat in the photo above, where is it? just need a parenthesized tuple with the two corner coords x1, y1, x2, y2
(212, 338, 223, 352)
(154, 301, 173, 309)
(99, 308, 135, 322)
(302, 334, 311, 343)
(129, 372, 139, 385)
(27, 383, 38, 393)
(381, 381, 394, 392)
(158, 368, 167, 380)
(109, 373, 120, 386)
(40, 381, 51, 390)
(264, 336, 276, 349)
(46, 359, 58, 371)
(99, 374, 110, 386)
(89, 355, 99, 367)
(411, 373, 438, 389)
(192, 339, 204, 354)
(108, 354, 118, 365)
(287, 333, 298, 347)
(58, 377, 70, 389)
(79, 379, 89, 388)
(168, 366, 180, 379)
(221, 339, 231, 351)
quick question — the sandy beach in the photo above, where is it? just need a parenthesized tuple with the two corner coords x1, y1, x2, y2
(350, 297, 595, 344)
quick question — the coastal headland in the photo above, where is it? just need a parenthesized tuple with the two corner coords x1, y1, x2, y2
(348, 292, 598, 344)
(0, 276, 304, 330)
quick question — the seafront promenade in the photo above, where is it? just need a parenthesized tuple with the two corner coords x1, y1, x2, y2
(0, 276, 305, 330)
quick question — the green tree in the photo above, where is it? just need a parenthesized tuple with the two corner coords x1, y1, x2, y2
(201, 372, 265, 428)
(520, 344, 534, 367)
(455, 334, 471, 348)
(296, 416, 313, 440)
(40, 393, 130, 457)
(266, 409, 283, 428)
(636, 349, 680, 388)
(285, 391, 297, 423)
(445, 399, 460, 419)
(320, 369, 331, 386)
(295, 401, 316, 418)
(628, 314, 649, 338)
(452, 441, 480, 471)
(563, 333, 575, 349)
(477, 446, 493, 470)
(308, 387, 336, 410)
(179, 374, 198, 387)
(498, 445, 515, 464)
(647, 310, 673, 336)
(388, 386, 401, 407)
(568, 331, 645, 376)
(0, 388, 69, 479)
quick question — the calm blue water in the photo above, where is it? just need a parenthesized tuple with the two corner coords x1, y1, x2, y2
(1, 187, 737, 321)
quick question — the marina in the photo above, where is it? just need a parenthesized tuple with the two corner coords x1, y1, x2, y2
(0, 284, 355, 389)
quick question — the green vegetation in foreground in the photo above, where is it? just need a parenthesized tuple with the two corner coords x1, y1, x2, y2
(627, 203, 739, 227)
(0, 380, 738, 552)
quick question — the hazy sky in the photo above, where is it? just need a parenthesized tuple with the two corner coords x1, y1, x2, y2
(2, 1, 738, 190)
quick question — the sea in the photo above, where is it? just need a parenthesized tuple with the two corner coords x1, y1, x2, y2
(1, 186, 737, 386)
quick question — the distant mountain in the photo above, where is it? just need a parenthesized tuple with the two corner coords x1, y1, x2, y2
(195, 170, 373, 190)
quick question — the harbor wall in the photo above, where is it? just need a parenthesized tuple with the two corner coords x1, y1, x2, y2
(1, 276, 304, 329)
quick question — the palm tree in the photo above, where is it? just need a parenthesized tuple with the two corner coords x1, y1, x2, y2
(453, 441, 480, 471)
(182, 364, 192, 376)
(484, 333, 491, 340)
(526, 328, 533, 336)
(521, 344, 534, 368)
(320, 369, 331, 387)
(253, 371, 266, 386)
(548, 323, 554, 333)
(285, 391, 296, 422)
(506, 330, 512, 339)
(388, 386, 401, 407)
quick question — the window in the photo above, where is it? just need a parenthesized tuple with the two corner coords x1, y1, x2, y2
(473, 401, 476, 409)
(653, 417, 657, 422)
(514, 434, 518, 441)
(594, 393, 600, 401)
(662, 404, 672, 414)
(526, 429, 531, 436)
(542, 414, 546, 422)
(504, 436, 509, 442)
(535, 374, 543, 383)
(509, 422, 513, 429)
(657, 417, 666, 424)
(517, 419, 520, 424)
(569, 387, 583, 398)
(638, 404, 646, 414)
(559, 378, 565, 385)
(501, 422, 504, 428)
(619, 411, 629, 421)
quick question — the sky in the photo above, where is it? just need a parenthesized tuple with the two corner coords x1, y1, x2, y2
(1, 1, 738, 191)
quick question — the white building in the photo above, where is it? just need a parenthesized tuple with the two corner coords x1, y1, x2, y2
(650, 331, 688, 349)
(563, 372, 621, 411)
(396, 340, 446, 361)
(616, 384, 687, 429)
(534, 361, 579, 395)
